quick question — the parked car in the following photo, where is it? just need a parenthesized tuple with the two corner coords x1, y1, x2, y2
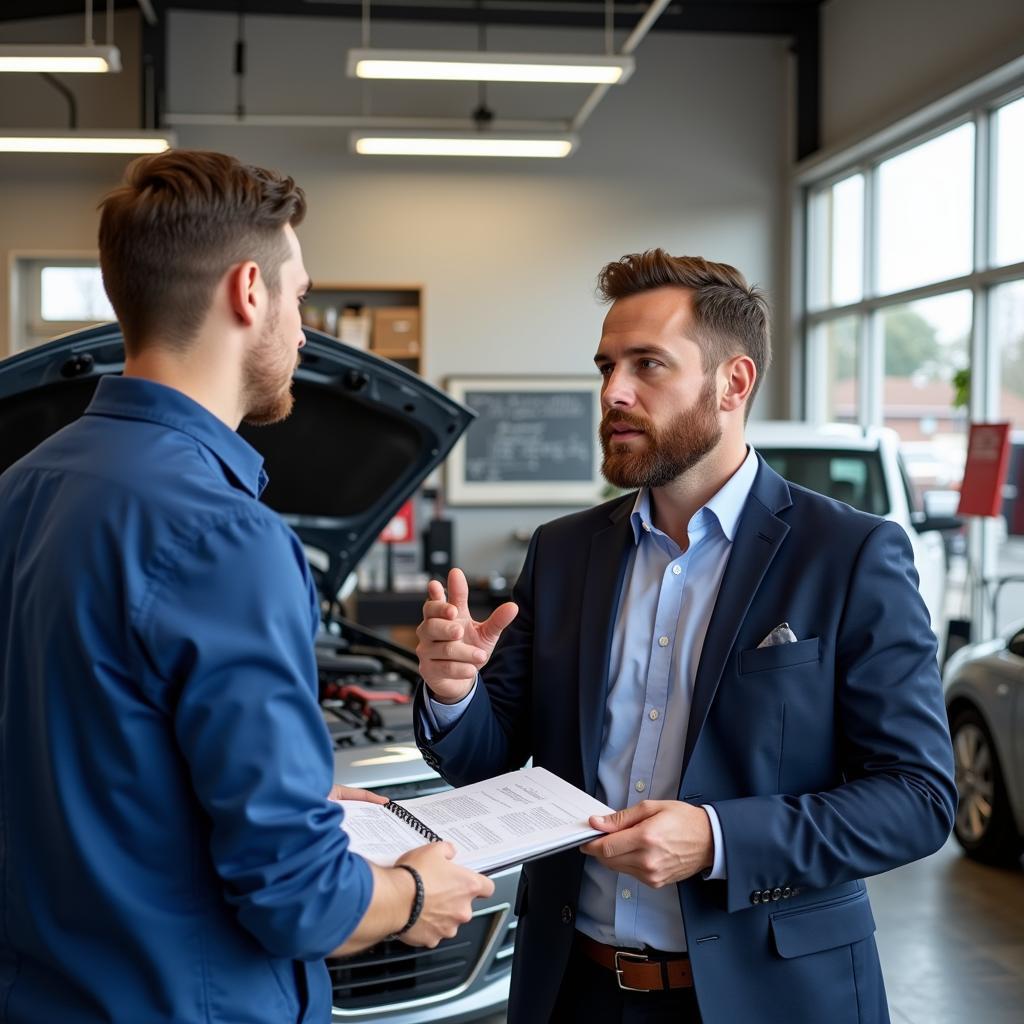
(0, 324, 518, 1024)
(746, 422, 962, 660)
(942, 625, 1024, 865)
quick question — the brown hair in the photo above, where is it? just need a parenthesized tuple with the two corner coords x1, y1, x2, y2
(598, 249, 771, 413)
(98, 149, 306, 353)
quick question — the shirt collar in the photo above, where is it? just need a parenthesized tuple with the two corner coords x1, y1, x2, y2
(84, 375, 268, 498)
(629, 445, 759, 545)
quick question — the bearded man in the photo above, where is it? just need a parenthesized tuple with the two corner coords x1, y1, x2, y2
(412, 251, 955, 1024)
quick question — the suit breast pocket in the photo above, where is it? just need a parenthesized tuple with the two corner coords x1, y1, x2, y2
(739, 637, 820, 675)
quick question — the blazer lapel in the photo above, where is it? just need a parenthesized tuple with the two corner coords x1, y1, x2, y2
(577, 498, 634, 794)
(681, 459, 792, 775)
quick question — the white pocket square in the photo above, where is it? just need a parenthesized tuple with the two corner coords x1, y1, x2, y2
(757, 622, 799, 648)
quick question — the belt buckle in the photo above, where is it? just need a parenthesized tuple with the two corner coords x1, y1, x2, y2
(613, 949, 650, 992)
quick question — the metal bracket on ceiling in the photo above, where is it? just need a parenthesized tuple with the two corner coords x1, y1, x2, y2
(136, 1, 158, 26)
(573, 0, 670, 132)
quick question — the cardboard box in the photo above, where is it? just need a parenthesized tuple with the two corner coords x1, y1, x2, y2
(338, 307, 371, 350)
(372, 307, 420, 356)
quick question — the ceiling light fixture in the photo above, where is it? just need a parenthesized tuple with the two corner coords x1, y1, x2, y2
(351, 130, 577, 159)
(0, 44, 121, 74)
(347, 49, 634, 85)
(0, 131, 174, 154)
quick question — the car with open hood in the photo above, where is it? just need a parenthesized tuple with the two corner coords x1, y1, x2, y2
(0, 324, 518, 1024)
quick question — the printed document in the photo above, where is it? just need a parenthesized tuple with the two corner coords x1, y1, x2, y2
(337, 766, 614, 874)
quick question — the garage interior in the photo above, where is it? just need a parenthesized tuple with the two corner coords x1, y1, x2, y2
(2, 2, 1023, 1023)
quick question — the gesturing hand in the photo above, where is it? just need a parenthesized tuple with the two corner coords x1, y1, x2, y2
(580, 801, 714, 888)
(415, 568, 518, 704)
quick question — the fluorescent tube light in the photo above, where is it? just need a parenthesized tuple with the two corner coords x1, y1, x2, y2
(0, 44, 122, 74)
(351, 131, 577, 158)
(347, 49, 634, 85)
(0, 131, 174, 154)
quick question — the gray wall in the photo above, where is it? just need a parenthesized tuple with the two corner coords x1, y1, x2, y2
(0, 12, 141, 363)
(0, 11, 140, 130)
(821, 0, 1024, 149)
(164, 12, 790, 573)
(0, 12, 793, 576)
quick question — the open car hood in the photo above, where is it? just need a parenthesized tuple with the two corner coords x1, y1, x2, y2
(0, 324, 473, 599)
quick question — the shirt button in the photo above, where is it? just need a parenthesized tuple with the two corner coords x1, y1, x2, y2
(634, 780, 646, 793)
(642, 521, 651, 532)
(658, 636, 669, 647)
(622, 888, 632, 900)
(649, 709, 659, 721)
(672, 565, 681, 575)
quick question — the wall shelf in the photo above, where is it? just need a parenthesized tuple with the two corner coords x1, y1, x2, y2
(302, 282, 423, 374)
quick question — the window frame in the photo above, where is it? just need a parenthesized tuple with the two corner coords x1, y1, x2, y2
(793, 55, 1024, 642)
(8, 251, 115, 356)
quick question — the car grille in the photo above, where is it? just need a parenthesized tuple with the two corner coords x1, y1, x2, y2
(484, 915, 517, 981)
(329, 908, 501, 1013)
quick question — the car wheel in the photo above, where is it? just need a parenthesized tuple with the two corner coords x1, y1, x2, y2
(950, 706, 1022, 865)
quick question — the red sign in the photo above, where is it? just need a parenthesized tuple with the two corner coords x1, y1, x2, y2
(379, 500, 415, 543)
(957, 422, 1011, 518)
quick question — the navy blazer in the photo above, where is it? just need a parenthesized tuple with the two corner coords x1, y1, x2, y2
(415, 457, 956, 1024)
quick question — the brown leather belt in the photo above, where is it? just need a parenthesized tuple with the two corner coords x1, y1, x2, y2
(577, 934, 694, 992)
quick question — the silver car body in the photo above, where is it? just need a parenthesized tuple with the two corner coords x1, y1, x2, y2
(942, 628, 1024, 841)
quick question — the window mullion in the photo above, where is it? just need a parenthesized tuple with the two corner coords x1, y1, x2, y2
(974, 106, 991, 277)
(861, 165, 880, 427)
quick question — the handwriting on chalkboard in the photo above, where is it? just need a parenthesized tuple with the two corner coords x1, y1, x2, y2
(463, 389, 595, 483)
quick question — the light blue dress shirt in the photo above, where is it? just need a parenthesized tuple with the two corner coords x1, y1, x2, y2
(429, 446, 758, 952)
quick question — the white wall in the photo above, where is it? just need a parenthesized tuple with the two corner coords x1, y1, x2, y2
(821, 0, 1024, 149)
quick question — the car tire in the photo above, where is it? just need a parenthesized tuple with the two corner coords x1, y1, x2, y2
(950, 705, 1023, 866)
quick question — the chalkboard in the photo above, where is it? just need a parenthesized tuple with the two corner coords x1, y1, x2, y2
(446, 377, 604, 505)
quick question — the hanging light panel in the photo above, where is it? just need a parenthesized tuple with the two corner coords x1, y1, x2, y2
(347, 49, 634, 85)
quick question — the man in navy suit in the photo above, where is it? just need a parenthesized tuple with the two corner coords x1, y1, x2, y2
(413, 250, 956, 1024)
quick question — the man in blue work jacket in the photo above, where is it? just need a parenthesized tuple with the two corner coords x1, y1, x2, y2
(413, 251, 956, 1023)
(0, 149, 492, 1024)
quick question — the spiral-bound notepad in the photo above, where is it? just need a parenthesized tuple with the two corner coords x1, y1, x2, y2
(382, 799, 444, 843)
(336, 766, 614, 875)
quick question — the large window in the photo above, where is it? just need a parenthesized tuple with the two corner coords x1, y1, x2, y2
(808, 174, 863, 309)
(801, 77, 1024, 639)
(39, 265, 114, 323)
(993, 96, 1024, 267)
(11, 257, 115, 354)
(875, 124, 975, 295)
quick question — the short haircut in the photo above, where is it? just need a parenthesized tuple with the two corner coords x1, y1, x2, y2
(597, 249, 771, 413)
(98, 149, 307, 354)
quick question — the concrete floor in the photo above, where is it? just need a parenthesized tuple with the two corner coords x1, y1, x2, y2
(481, 840, 1024, 1024)
(870, 840, 1024, 1024)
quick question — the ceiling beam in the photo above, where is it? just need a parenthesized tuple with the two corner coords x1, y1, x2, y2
(156, 1, 815, 36)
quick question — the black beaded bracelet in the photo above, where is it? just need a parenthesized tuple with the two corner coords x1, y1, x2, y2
(391, 864, 425, 937)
